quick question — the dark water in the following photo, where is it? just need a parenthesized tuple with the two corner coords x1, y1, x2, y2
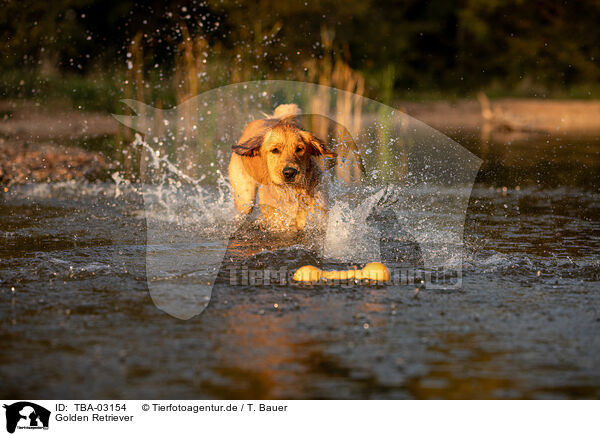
(1, 130, 599, 399)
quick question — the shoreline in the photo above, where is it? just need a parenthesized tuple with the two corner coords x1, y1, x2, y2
(3, 97, 600, 138)
(398, 98, 600, 134)
(1, 98, 599, 185)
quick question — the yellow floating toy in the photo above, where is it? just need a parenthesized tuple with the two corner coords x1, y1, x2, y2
(293, 262, 390, 282)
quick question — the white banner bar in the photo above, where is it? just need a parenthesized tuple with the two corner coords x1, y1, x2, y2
(2, 400, 597, 436)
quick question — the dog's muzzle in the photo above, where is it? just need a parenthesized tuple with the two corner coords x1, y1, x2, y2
(282, 166, 299, 181)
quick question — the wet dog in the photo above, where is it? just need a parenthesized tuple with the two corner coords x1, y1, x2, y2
(228, 104, 337, 231)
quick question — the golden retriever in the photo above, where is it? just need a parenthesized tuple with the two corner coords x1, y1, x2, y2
(228, 104, 337, 231)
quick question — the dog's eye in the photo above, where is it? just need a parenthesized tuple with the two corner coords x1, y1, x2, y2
(296, 147, 304, 153)
(271, 148, 280, 154)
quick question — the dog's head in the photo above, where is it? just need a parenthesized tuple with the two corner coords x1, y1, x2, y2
(233, 118, 337, 186)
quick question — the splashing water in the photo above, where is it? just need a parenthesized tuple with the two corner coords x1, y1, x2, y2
(113, 134, 237, 236)
(109, 81, 482, 317)
(118, 131, 469, 275)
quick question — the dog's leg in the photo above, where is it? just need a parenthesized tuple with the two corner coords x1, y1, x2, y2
(228, 154, 257, 214)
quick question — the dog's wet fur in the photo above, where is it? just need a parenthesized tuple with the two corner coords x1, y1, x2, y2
(228, 104, 336, 231)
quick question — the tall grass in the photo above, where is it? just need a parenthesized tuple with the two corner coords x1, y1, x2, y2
(119, 25, 416, 184)
(120, 25, 374, 180)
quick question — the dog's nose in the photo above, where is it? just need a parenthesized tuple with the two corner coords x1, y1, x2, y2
(282, 167, 298, 180)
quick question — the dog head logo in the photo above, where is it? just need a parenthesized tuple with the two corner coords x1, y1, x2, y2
(113, 80, 481, 319)
(3, 402, 50, 433)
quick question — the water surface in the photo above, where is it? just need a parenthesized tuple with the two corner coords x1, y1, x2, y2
(1, 130, 599, 399)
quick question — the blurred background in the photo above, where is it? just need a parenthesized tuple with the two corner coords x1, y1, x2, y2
(2, 0, 600, 111)
(2, 0, 600, 184)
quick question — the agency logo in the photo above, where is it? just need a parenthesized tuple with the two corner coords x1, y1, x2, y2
(3, 402, 50, 434)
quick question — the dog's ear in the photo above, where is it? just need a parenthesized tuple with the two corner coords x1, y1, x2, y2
(300, 131, 337, 158)
(233, 135, 264, 156)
